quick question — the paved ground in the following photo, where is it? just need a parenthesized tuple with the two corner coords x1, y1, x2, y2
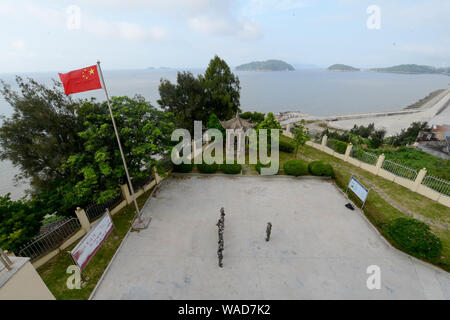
(92, 175, 450, 299)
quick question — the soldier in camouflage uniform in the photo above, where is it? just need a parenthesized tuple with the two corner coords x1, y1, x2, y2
(266, 222, 272, 242)
(217, 240, 224, 267)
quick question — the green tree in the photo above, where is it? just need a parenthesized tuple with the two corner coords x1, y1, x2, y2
(257, 112, 282, 132)
(293, 125, 309, 156)
(0, 77, 85, 193)
(368, 129, 386, 149)
(240, 111, 265, 125)
(200, 55, 241, 120)
(158, 71, 205, 134)
(0, 194, 44, 253)
(206, 113, 225, 136)
(60, 96, 175, 208)
(392, 122, 429, 146)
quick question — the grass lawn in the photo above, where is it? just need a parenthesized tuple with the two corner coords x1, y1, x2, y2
(37, 188, 154, 300)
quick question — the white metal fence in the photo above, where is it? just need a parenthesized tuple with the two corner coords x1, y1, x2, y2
(18, 218, 81, 261)
(350, 148, 378, 165)
(85, 192, 123, 223)
(381, 159, 418, 181)
(422, 175, 450, 197)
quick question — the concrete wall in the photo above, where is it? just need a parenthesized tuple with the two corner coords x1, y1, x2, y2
(303, 137, 450, 208)
(0, 258, 55, 300)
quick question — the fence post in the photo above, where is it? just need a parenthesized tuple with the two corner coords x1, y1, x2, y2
(75, 207, 91, 232)
(412, 168, 427, 192)
(153, 166, 162, 184)
(321, 135, 327, 151)
(344, 143, 352, 162)
(120, 183, 133, 204)
(375, 153, 385, 175)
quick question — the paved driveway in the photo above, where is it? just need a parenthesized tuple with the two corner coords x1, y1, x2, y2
(92, 175, 450, 299)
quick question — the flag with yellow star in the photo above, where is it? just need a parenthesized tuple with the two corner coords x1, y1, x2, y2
(58, 65, 102, 95)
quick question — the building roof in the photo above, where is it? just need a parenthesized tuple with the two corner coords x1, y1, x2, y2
(220, 112, 255, 131)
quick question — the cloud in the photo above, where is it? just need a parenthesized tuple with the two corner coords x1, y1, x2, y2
(188, 15, 262, 39)
(11, 39, 25, 50)
(83, 17, 169, 42)
(245, 0, 307, 15)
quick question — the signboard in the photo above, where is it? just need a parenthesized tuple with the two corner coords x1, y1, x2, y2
(71, 212, 114, 270)
(348, 176, 369, 204)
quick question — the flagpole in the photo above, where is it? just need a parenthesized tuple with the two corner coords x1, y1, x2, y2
(96, 61, 149, 229)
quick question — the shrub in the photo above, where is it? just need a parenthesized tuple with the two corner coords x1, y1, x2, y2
(308, 161, 334, 177)
(173, 162, 194, 173)
(283, 160, 308, 176)
(279, 138, 295, 153)
(385, 218, 442, 260)
(329, 139, 348, 154)
(255, 161, 278, 175)
(220, 163, 242, 174)
(197, 162, 219, 174)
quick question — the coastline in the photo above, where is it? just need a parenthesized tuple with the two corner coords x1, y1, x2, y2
(279, 88, 450, 136)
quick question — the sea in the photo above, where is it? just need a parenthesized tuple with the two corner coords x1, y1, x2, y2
(1, 68, 449, 199)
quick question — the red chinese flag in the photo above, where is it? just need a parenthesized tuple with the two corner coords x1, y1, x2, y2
(58, 65, 102, 95)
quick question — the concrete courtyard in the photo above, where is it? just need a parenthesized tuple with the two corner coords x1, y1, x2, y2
(91, 175, 450, 299)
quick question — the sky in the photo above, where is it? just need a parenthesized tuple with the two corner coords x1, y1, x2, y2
(0, 0, 449, 73)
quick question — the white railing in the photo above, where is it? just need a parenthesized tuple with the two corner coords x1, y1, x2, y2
(350, 148, 378, 165)
(382, 159, 418, 181)
(18, 218, 81, 261)
(422, 175, 450, 197)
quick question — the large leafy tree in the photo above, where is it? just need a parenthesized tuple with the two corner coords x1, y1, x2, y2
(201, 55, 241, 120)
(256, 112, 282, 132)
(158, 71, 205, 134)
(240, 111, 265, 125)
(158, 56, 241, 133)
(60, 95, 175, 207)
(0, 77, 85, 193)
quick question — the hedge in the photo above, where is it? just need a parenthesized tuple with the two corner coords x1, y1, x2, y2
(283, 160, 308, 177)
(329, 139, 348, 154)
(255, 161, 278, 175)
(279, 138, 294, 153)
(173, 163, 194, 173)
(384, 218, 442, 260)
(308, 161, 334, 177)
(220, 163, 242, 174)
(197, 162, 219, 173)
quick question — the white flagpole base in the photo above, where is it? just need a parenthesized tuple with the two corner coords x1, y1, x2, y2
(131, 216, 151, 231)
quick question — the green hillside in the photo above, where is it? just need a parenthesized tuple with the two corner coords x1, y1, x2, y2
(327, 64, 360, 72)
(236, 59, 295, 71)
(369, 64, 450, 75)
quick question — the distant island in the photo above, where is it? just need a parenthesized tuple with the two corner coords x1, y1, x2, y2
(327, 64, 360, 72)
(236, 60, 295, 71)
(368, 64, 450, 75)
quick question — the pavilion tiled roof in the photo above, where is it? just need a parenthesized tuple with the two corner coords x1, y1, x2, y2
(220, 112, 255, 131)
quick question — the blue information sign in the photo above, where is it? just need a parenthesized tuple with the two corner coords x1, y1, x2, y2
(348, 176, 369, 203)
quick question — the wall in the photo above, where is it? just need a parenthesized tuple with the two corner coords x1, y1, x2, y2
(0, 257, 55, 300)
